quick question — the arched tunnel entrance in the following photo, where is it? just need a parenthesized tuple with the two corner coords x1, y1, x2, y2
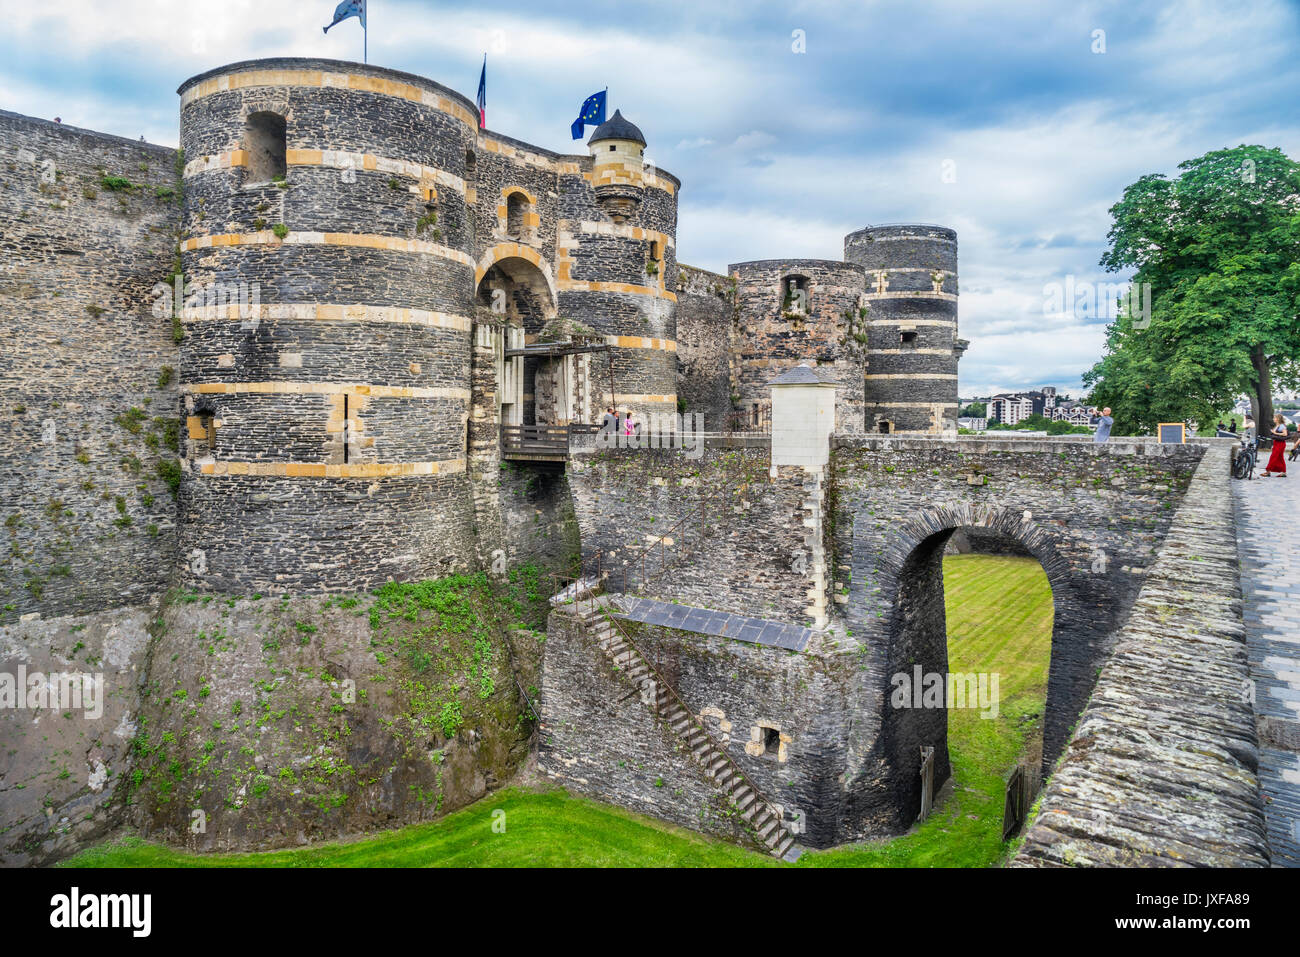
(875, 517, 1077, 833)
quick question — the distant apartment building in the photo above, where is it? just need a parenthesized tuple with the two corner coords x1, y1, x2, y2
(988, 387, 1071, 426)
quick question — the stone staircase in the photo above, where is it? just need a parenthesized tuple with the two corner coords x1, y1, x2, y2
(578, 599, 800, 860)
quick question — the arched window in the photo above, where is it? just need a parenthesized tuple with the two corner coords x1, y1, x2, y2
(781, 275, 811, 316)
(506, 192, 529, 240)
(465, 149, 477, 183)
(244, 112, 286, 184)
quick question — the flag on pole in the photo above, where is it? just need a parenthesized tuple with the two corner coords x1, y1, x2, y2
(476, 56, 487, 128)
(323, 0, 366, 34)
(571, 90, 606, 140)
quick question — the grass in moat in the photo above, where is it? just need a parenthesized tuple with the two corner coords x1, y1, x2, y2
(63, 555, 1052, 868)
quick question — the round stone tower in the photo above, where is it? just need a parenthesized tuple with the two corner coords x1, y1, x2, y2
(174, 58, 480, 592)
(728, 259, 867, 430)
(587, 110, 646, 224)
(844, 225, 964, 435)
(553, 110, 678, 421)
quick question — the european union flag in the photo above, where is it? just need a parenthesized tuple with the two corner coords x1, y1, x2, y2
(324, 0, 365, 33)
(571, 90, 606, 140)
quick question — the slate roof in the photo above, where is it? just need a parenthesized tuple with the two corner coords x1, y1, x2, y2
(588, 109, 646, 146)
(613, 596, 812, 652)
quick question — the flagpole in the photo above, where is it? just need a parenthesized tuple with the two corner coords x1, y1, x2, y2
(364, 0, 368, 63)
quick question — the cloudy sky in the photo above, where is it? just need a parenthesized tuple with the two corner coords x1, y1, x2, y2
(4, 0, 1298, 398)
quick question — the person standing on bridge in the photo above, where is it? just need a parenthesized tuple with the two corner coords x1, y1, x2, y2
(1092, 407, 1114, 443)
(1262, 413, 1288, 477)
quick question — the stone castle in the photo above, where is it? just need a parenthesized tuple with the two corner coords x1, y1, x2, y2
(3, 56, 965, 608)
(1, 58, 1275, 868)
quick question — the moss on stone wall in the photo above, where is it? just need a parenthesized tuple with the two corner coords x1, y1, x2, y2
(126, 573, 542, 853)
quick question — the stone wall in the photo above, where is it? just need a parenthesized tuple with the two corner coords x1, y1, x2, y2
(558, 434, 1212, 845)
(729, 259, 867, 431)
(674, 263, 736, 425)
(0, 603, 155, 866)
(497, 460, 580, 581)
(566, 443, 821, 625)
(845, 225, 961, 435)
(176, 58, 480, 593)
(0, 111, 181, 622)
(1012, 446, 1269, 866)
(540, 604, 803, 851)
(129, 578, 541, 854)
(830, 436, 1204, 830)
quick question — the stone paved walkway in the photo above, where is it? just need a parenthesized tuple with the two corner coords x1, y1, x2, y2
(1233, 467, 1300, 868)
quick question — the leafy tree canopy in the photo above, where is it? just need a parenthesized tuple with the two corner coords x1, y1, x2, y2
(1083, 145, 1300, 434)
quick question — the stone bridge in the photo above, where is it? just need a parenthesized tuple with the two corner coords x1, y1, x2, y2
(541, 419, 1270, 862)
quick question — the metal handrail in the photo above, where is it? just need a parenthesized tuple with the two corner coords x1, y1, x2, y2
(590, 599, 792, 850)
(604, 473, 753, 596)
(546, 572, 795, 852)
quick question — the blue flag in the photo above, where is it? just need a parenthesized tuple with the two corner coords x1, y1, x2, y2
(571, 90, 606, 140)
(324, 0, 365, 33)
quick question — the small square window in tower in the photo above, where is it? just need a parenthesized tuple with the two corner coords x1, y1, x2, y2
(781, 275, 810, 317)
(244, 112, 286, 184)
(506, 192, 530, 241)
(900, 331, 918, 348)
(197, 412, 216, 451)
(763, 726, 780, 755)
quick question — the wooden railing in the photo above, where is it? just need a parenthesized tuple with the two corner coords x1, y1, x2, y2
(500, 423, 602, 459)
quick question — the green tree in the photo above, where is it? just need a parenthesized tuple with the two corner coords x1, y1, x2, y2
(1083, 145, 1300, 434)
(960, 401, 986, 418)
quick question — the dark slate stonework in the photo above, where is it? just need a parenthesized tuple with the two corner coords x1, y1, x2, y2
(181, 320, 469, 386)
(183, 245, 475, 313)
(497, 461, 581, 576)
(566, 445, 820, 625)
(729, 259, 867, 431)
(845, 225, 961, 435)
(675, 264, 737, 424)
(177, 473, 477, 594)
(550, 433, 1220, 847)
(540, 603, 838, 849)
(831, 436, 1204, 832)
(1013, 447, 1269, 867)
(0, 111, 181, 622)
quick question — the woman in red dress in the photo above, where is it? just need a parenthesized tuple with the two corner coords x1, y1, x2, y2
(1262, 414, 1288, 477)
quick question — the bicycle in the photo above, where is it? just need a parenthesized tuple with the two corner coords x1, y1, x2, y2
(1232, 435, 1259, 480)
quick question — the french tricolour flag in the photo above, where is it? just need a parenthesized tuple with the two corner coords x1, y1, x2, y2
(476, 56, 486, 128)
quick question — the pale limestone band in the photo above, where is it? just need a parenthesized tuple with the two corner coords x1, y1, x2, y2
(180, 303, 472, 330)
(569, 221, 676, 250)
(558, 278, 677, 302)
(864, 291, 959, 301)
(179, 70, 676, 193)
(868, 319, 957, 326)
(184, 148, 467, 196)
(869, 348, 959, 356)
(183, 382, 471, 400)
(197, 459, 467, 478)
(180, 69, 478, 130)
(519, 332, 676, 353)
(180, 230, 475, 268)
(607, 394, 677, 405)
(864, 373, 960, 380)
